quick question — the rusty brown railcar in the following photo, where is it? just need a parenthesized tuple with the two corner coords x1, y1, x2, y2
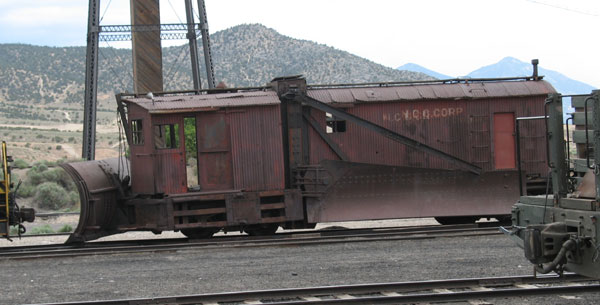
(61, 76, 555, 242)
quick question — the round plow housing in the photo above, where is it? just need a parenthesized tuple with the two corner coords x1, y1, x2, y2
(60, 158, 129, 243)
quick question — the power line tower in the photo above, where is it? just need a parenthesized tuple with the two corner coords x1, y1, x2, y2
(82, 0, 215, 160)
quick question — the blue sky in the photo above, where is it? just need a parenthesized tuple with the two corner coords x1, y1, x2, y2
(1, 0, 599, 88)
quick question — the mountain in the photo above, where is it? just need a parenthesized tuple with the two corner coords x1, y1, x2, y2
(467, 57, 596, 95)
(398, 57, 596, 96)
(0, 24, 432, 119)
(396, 63, 452, 80)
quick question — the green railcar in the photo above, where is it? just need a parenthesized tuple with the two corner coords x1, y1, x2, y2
(505, 90, 600, 277)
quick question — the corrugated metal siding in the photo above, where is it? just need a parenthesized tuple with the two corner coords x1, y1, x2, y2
(129, 104, 156, 194)
(308, 95, 548, 176)
(488, 96, 547, 175)
(466, 100, 491, 169)
(308, 108, 340, 162)
(310, 100, 471, 169)
(228, 105, 285, 191)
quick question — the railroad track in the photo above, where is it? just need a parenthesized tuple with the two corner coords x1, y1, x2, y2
(33, 273, 599, 305)
(35, 212, 80, 218)
(1, 224, 501, 259)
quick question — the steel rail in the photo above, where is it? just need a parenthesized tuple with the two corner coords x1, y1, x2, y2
(0, 225, 502, 260)
(31, 274, 598, 305)
(34, 212, 80, 218)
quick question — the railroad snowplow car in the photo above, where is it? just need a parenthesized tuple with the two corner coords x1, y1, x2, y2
(0, 142, 35, 240)
(504, 90, 600, 278)
(61, 76, 555, 243)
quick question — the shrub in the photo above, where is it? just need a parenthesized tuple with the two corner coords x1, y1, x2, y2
(24, 163, 76, 192)
(13, 158, 29, 169)
(68, 190, 80, 206)
(34, 182, 69, 210)
(16, 184, 35, 198)
(57, 224, 73, 233)
(29, 224, 55, 234)
(56, 145, 62, 150)
(9, 226, 19, 235)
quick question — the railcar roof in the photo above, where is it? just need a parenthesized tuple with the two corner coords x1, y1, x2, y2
(123, 90, 280, 113)
(308, 80, 556, 103)
(123, 79, 556, 113)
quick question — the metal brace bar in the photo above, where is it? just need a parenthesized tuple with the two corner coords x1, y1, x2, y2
(302, 113, 349, 161)
(115, 94, 131, 146)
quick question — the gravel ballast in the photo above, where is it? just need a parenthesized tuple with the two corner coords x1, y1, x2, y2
(2, 233, 600, 305)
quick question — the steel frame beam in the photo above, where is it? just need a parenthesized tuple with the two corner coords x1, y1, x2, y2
(197, 0, 215, 89)
(184, 0, 202, 91)
(546, 94, 568, 199)
(82, 0, 100, 160)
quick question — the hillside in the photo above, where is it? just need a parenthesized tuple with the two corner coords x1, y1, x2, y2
(0, 23, 431, 127)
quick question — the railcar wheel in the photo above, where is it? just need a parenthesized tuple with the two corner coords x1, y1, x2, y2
(181, 228, 218, 239)
(244, 224, 279, 236)
(434, 216, 479, 225)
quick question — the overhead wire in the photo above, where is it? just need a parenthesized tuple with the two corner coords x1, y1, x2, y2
(99, 0, 113, 23)
(525, 0, 599, 17)
(98, 42, 134, 93)
(164, 43, 191, 90)
(167, 0, 185, 24)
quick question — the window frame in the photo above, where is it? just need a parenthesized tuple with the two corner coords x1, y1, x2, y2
(153, 123, 180, 150)
(131, 119, 144, 145)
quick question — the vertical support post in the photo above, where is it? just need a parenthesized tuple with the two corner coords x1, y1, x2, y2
(272, 77, 308, 188)
(82, 0, 100, 160)
(130, 0, 163, 93)
(184, 0, 202, 91)
(547, 93, 568, 201)
(591, 90, 600, 202)
(515, 119, 523, 196)
(197, 0, 215, 88)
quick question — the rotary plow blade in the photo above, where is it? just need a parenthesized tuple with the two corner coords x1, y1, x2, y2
(60, 158, 130, 243)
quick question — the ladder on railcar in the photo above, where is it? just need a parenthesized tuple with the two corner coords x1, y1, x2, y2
(0, 141, 11, 238)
